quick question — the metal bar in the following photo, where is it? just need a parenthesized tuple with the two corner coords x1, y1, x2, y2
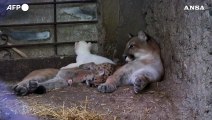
(0, 21, 98, 27)
(0, 41, 97, 48)
(53, 0, 57, 55)
(0, 0, 99, 59)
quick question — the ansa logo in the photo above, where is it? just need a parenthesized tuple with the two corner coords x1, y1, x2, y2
(184, 5, 205, 11)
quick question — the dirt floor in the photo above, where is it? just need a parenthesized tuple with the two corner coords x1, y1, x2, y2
(0, 80, 181, 120)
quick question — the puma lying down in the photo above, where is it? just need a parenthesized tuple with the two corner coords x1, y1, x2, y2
(98, 31, 164, 93)
(13, 62, 115, 96)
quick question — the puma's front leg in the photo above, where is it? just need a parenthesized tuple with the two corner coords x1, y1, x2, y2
(98, 64, 132, 93)
(97, 76, 120, 93)
(97, 66, 126, 93)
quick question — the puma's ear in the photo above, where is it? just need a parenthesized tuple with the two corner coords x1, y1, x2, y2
(138, 31, 147, 41)
(128, 33, 134, 38)
(98, 69, 105, 76)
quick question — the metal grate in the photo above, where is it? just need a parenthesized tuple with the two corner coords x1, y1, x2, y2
(0, 0, 98, 58)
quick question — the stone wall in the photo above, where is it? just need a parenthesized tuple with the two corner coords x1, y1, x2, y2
(145, 0, 211, 119)
(102, 0, 212, 119)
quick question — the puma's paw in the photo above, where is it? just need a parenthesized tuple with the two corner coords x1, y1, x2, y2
(97, 83, 117, 93)
(29, 80, 39, 92)
(133, 84, 142, 94)
(133, 78, 143, 94)
(133, 78, 148, 94)
(13, 85, 28, 96)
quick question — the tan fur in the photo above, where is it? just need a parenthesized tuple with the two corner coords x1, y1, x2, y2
(22, 69, 59, 82)
(98, 31, 164, 93)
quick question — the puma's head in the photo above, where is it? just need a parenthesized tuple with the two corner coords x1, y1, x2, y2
(75, 41, 92, 55)
(123, 31, 160, 62)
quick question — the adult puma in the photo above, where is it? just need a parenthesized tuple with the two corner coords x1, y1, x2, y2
(98, 31, 164, 93)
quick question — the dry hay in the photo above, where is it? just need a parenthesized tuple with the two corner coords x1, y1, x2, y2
(28, 97, 103, 120)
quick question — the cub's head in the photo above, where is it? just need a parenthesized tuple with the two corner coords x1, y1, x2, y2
(86, 69, 105, 87)
(123, 31, 160, 62)
(75, 41, 92, 55)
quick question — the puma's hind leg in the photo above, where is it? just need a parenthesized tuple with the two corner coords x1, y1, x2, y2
(133, 76, 149, 94)
(132, 71, 158, 93)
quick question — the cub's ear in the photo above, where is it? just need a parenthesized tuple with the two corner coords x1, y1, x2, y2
(88, 42, 92, 47)
(128, 33, 134, 38)
(75, 42, 78, 47)
(98, 69, 105, 76)
(138, 31, 147, 41)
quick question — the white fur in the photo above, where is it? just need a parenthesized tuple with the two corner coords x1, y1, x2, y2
(129, 66, 159, 84)
(136, 53, 154, 60)
(125, 56, 132, 62)
(61, 41, 115, 69)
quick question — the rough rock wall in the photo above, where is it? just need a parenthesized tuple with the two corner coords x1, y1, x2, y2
(145, 0, 212, 119)
(102, 0, 211, 119)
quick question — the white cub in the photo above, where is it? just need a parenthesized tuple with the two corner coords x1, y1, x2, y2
(61, 41, 115, 69)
